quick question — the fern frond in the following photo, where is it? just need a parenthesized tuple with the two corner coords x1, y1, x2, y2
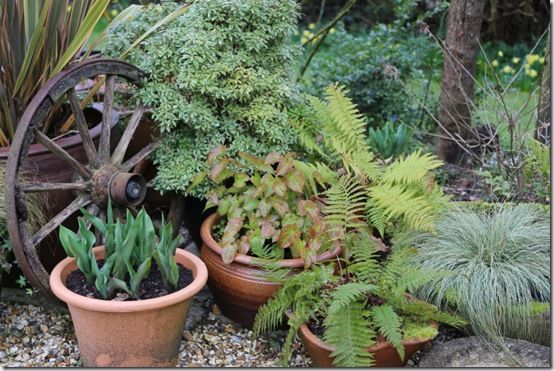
(371, 304, 405, 360)
(324, 175, 368, 243)
(366, 198, 388, 237)
(382, 150, 442, 185)
(323, 84, 369, 153)
(293, 160, 337, 195)
(327, 282, 377, 314)
(348, 230, 381, 282)
(369, 183, 437, 232)
(324, 301, 376, 367)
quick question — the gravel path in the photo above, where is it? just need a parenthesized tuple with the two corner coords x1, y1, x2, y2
(0, 291, 313, 367)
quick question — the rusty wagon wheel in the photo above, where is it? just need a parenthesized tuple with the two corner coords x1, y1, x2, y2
(5, 59, 161, 298)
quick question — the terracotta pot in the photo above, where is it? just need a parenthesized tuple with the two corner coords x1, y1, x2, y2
(200, 213, 342, 328)
(291, 311, 437, 367)
(49, 246, 208, 367)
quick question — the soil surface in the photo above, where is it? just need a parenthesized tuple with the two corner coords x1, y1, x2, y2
(65, 260, 193, 300)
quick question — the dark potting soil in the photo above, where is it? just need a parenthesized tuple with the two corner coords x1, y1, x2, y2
(65, 260, 194, 300)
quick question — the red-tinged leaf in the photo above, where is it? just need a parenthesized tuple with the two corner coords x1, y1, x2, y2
(286, 170, 305, 193)
(298, 200, 320, 221)
(264, 152, 283, 165)
(260, 220, 277, 239)
(251, 173, 262, 187)
(217, 198, 232, 215)
(278, 224, 301, 249)
(308, 238, 322, 253)
(206, 192, 219, 208)
(207, 145, 226, 164)
(271, 197, 290, 217)
(258, 200, 271, 217)
(291, 240, 307, 259)
(308, 220, 326, 238)
(238, 152, 273, 172)
(233, 173, 249, 188)
(276, 153, 294, 176)
(210, 158, 232, 183)
(238, 235, 250, 255)
(221, 243, 238, 264)
(273, 177, 288, 197)
(224, 217, 244, 237)
(260, 173, 274, 193)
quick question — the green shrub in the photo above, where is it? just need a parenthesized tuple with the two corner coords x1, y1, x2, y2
(104, 0, 304, 198)
(300, 24, 435, 128)
(412, 204, 550, 347)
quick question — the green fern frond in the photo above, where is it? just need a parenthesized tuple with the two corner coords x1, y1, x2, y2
(324, 175, 368, 243)
(348, 230, 381, 282)
(366, 199, 388, 237)
(371, 304, 405, 360)
(327, 282, 377, 314)
(324, 301, 376, 367)
(369, 183, 437, 232)
(293, 160, 337, 195)
(383, 150, 442, 185)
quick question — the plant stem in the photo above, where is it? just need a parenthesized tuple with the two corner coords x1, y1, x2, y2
(298, 0, 357, 79)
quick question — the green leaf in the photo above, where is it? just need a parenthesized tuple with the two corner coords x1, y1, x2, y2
(221, 243, 238, 264)
(285, 170, 305, 193)
(130, 258, 151, 296)
(264, 152, 283, 165)
(371, 305, 404, 360)
(277, 224, 301, 249)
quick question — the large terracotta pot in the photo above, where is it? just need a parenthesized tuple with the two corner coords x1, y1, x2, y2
(291, 311, 437, 367)
(200, 213, 342, 328)
(49, 246, 208, 367)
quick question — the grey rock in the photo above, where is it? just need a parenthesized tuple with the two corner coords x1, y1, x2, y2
(419, 336, 551, 367)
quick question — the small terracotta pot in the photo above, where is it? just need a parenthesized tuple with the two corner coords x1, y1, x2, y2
(290, 311, 437, 367)
(200, 213, 342, 328)
(50, 246, 208, 367)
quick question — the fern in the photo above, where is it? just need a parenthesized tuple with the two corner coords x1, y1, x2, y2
(347, 230, 381, 281)
(323, 175, 368, 246)
(327, 282, 377, 314)
(324, 301, 376, 367)
(371, 304, 404, 360)
(382, 150, 443, 185)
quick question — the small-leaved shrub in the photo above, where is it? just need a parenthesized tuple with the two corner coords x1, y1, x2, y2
(104, 0, 304, 197)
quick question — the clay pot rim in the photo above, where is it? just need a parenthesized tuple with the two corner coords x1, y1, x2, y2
(50, 246, 208, 313)
(200, 213, 342, 268)
(288, 310, 438, 353)
(0, 119, 104, 157)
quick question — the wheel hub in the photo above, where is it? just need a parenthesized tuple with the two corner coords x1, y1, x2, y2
(91, 164, 146, 207)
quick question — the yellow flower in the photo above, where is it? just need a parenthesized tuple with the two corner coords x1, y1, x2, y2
(491, 60, 499, 67)
(497, 50, 504, 57)
(539, 56, 545, 64)
(502, 65, 514, 74)
(302, 30, 311, 37)
(329, 27, 336, 34)
(512, 57, 520, 64)
(110, 9, 119, 17)
(301, 37, 308, 44)
(308, 23, 316, 30)
(526, 54, 540, 64)
(525, 69, 538, 78)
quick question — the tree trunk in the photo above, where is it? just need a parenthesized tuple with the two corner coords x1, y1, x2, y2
(436, 0, 486, 164)
(536, 27, 551, 144)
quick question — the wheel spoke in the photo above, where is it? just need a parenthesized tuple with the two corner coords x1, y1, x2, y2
(99, 74, 116, 163)
(31, 195, 92, 247)
(121, 140, 161, 172)
(19, 182, 90, 192)
(111, 105, 146, 165)
(35, 131, 91, 179)
(67, 88, 99, 168)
